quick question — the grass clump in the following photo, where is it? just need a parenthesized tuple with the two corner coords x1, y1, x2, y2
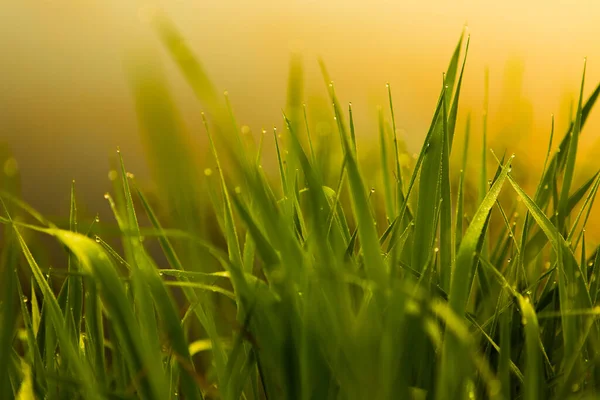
(2, 15, 600, 400)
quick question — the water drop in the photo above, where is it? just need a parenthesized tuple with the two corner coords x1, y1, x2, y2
(159, 271, 164, 276)
(507, 258, 512, 263)
(104, 193, 110, 200)
(204, 168, 213, 177)
(95, 216, 100, 223)
(23, 296, 28, 303)
(95, 236, 101, 243)
(508, 233, 513, 238)
(434, 247, 439, 253)
(370, 188, 375, 193)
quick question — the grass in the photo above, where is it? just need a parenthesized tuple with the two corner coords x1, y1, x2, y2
(2, 13, 600, 399)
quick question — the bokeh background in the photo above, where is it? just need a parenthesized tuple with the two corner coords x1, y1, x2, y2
(1, 0, 600, 234)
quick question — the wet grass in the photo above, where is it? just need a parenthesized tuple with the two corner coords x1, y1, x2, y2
(2, 15, 600, 400)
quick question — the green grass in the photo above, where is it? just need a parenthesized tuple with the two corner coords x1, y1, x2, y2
(2, 14, 600, 399)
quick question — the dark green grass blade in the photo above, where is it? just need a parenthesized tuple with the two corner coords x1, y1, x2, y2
(507, 174, 592, 378)
(0, 229, 18, 399)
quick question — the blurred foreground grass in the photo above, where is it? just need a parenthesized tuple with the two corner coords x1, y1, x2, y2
(2, 13, 600, 400)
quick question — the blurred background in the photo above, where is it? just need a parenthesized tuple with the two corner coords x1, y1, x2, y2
(1, 0, 600, 235)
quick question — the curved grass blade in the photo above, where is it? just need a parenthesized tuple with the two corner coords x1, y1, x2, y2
(507, 174, 592, 378)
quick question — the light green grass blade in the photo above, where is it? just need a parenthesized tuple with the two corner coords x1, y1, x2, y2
(66, 181, 83, 353)
(117, 154, 203, 400)
(447, 35, 470, 150)
(202, 113, 247, 287)
(413, 31, 464, 276)
(412, 86, 447, 274)
(12, 227, 103, 400)
(558, 58, 587, 231)
(533, 81, 600, 216)
(455, 114, 471, 253)
(324, 78, 387, 287)
(518, 295, 542, 400)
(480, 67, 490, 205)
(54, 230, 169, 400)
(439, 76, 453, 290)
(126, 46, 210, 268)
(386, 83, 408, 219)
(523, 170, 599, 264)
(437, 155, 511, 399)
(152, 12, 219, 108)
(379, 107, 395, 221)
